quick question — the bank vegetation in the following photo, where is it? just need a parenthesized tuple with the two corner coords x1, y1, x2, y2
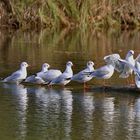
(0, 0, 140, 30)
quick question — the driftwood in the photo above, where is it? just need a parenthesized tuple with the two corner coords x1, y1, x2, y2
(91, 85, 140, 93)
(21, 82, 140, 93)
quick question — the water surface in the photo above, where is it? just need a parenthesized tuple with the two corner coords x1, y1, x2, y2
(0, 29, 140, 140)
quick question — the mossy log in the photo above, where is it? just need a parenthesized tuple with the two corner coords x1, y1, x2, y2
(91, 85, 140, 93)
(21, 82, 140, 93)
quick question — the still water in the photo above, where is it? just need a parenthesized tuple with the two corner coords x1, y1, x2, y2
(0, 28, 140, 140)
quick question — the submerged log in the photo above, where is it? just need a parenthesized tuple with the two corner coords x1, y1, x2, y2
(21, 82, 140, 93)
(91, 85, 140, 93)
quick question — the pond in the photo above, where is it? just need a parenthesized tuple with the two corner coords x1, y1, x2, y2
(0, 28, 140, 140)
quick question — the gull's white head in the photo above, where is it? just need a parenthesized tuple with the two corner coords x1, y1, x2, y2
(87, 61, 94, 67)
(20, 62, 29, 68)
(42, 63, 50, 69)
(66, 61, 73, 67)
(128, 50, 134, 55)
(42, 63, 50, 72)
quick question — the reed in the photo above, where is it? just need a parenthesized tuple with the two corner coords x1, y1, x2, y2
(0, 0, 140, 29)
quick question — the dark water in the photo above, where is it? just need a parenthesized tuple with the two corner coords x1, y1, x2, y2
(0, 29, 140, 140)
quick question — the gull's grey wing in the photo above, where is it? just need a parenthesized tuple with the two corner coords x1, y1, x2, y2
(135, 54, 140, 63)
(4, 72, 21, 82)
(43, 69, 62, 82)
(72, 73, 87, 81)
(91, 70, 110, 78)
(72, 68, 91, 81)
(118, 59, 138, 74)
(25, 75, 36, 82)
(104, 54, 121, 63)
(104, 54, 124, 72)
(114, 60, 124, 72)
(51, 73, 72, 84)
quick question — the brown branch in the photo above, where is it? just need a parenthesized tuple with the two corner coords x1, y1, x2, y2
(91, 85, 140, 93)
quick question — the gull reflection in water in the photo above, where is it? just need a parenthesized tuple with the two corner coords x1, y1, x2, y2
(2, 83, 28, 140)
(29, 87, 73, 139)
(60, 89, 73, 138)
(73, 91, 94, 139)
(133, 98, 140, 138)
(102, 97, 115, 139)
(82, 94, 95, 139)
(135, 98, 140, 120)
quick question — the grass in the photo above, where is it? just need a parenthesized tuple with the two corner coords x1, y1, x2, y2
(0, 0, 140, 29)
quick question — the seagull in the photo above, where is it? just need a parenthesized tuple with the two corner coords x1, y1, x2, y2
(134, 62, 140, 88)
(42, 69, 62, 84)
(3, 62, 29, 84)
(71, 61, 94, 88)
(91, 64, 115, 80)
(49, 61, 73, 87)
(118, 58, 140, 88)
(119, 50, 135, 78)
(104, 50, 135, 78)
(25, 63, 50, 84)
(84, 59, 115, 85)
(104, 53, 123, 72)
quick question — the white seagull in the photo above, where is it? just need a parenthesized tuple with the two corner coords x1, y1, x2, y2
(49, 61, 73, 87)
(42, 69, 62, 84)
(3, 62, 29, 84)
(104, 50, 135, 78)
(91, 64, 115, 80)
(25, 63, 50, 84)
(71, 61, 94, 88)
(84, 59, 115, 85)
(119, 58, 140, 88)
(119, 50, 135, 78)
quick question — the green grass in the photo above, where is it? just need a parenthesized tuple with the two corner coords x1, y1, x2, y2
(1, 0, 140, 29)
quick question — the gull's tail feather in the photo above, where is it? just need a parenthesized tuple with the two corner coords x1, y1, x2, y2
(65, 77, 72, 81)
(119, 73, 130, 78)
(0, 77, 3, 80)
(0, 77, 5, 83)
(83, 72, 93, 75)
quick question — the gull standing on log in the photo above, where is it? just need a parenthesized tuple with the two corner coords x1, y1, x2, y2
(3, 62, 29, 84)
(84, 59, 115, 85)
(119, 50, 135, 78)
(71, 61, 94, 88)
(41, 69, 62, 84)
(119, 55, 140, 88)
(25, 63, 50, 84)
(49, 61, 73, 87)
(104, 50, 135, 78)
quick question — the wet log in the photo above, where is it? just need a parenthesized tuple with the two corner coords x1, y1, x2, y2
(91, 85, 140, 93)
